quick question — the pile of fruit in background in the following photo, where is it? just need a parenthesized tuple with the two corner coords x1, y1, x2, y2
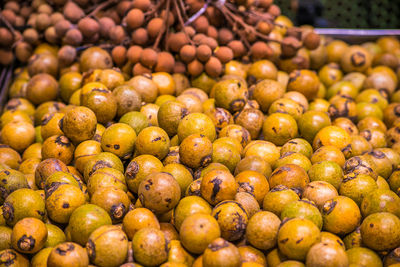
(0, 0, 400, 266)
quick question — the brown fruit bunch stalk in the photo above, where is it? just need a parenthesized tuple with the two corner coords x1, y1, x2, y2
(0, 0, 320, 79)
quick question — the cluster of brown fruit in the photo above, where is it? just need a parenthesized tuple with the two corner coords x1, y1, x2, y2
(0, 0, 319, 78)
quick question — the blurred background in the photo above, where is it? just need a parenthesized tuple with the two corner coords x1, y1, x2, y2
(275, 0, 400, 28)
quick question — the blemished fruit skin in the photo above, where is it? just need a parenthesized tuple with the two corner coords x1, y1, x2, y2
(3, 4, 400, 266)
(277, 218, 321, 261)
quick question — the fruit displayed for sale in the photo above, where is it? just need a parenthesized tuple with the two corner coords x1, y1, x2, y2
(0, 0, 400, 266)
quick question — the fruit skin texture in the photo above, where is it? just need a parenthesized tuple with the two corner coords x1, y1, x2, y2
(346, 247, 382, 267)
(202, 237, 241, 267)
(61, 106, 97, 144)
(101, 123, 137, 159)
(322, 196, 361, 236)
(277, 218, 321, 261)
(262, 113, 298, 146)
(173, 196, 212, 231)
(122, 208, 160, 240)
(11, 217, 48, 254)
(211, 200, 248, 241)
(287, 69, 320, 100)
(132, 227, 168, 267)
(246, 211, 281, 251)
(86, 225, 129, 267)
(47, 242, 89, 267)
(360, 189, 400, 218)
(179, 134, 212, 169)
(135, 126, 171, 160)
(138, 172, 181, 214)
(213, 79, 248, 113)
(68, 204, 112, 246)
(305, 242, 348, 267)
(2, 188, 45, 226)
(179, 213, 221, 254)
(253, 79, 285, 112)
(200, 169, 238, 206)
(280, 199, 323, 230)
(360, 212, 400, 251)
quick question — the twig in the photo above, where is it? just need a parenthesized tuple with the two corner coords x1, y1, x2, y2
(86, 0, 118, 17)
(0, 12, 16, 37)
(218, 5, 251, 49)
(178, 0, 189, 21)
(164, 1, 172, 51)
(219, 4, 281, 44)
(174, 0, 194, 45)
(152, 0, 170, 49)
(144, 0, 166, 17)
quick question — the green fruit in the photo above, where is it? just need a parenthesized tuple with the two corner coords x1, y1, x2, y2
(281, 138, 313, 158)
(213, 79, 248, 113)
(0, 169, 29, 205)
(361, 189, 400, 218)
(308, 161, 343, 190)
(346, 247, 382, 267)
(360, 212, 400, 251)
(178, 113, 216, 142)
(173, 196, 212, 231)
(280, 199, 323, 229)
(277, 218, 321, 261)
(343, 227, 362, 249)
(162, 164, 193, 197)
(339, 173, 378, 206)
(2, 188, 45, 226)
(119, 111, 149, 135)
(31, 247, 53, 267)
(263, 185, 299, 217)
(68, 204, 112, 246)
(45, 224, 66, 248)
(298, 111, 331, 143)
(157, 101, 189, 137)
(0, 226, 12, 251)
(132, 228, 168, 266)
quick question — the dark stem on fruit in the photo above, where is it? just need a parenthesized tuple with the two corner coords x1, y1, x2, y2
(218, 5, 251, 50)
(152, 0, 171, 49)
(0, 12, 16, 37)
(174, 0, 194, 45)
(86, 0, 119, 18)
(144, 0, 166, 17)
(218, 4, 282, 44)
(177, 0, 189, 21)
(164, 2, 172, 51)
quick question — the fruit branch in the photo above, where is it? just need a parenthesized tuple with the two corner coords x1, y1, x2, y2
(174, 0, 194, 45)
(152, 0, 171, 50)
(86, 0, 119, 17)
